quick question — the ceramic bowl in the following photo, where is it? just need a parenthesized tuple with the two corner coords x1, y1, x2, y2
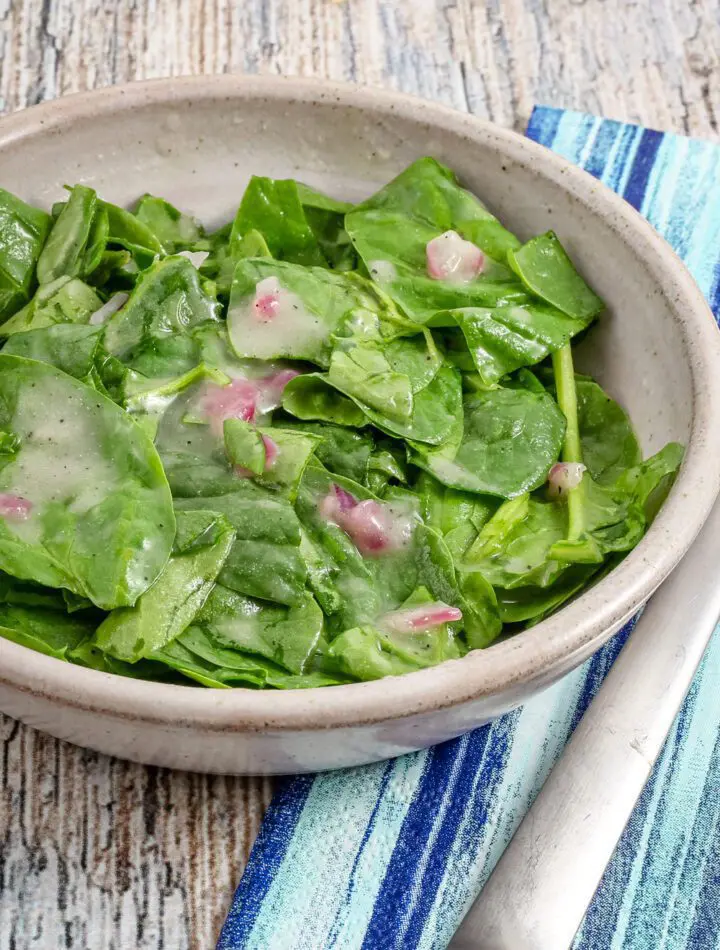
(0, 76, 718, 775)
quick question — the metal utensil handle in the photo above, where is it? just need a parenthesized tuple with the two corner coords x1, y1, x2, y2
(451, 498, 720, 950)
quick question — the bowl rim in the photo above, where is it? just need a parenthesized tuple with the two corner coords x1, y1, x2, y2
(0, 73, 719, 733)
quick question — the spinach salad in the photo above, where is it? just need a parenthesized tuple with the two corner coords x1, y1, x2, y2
(0, 159, 682, 689)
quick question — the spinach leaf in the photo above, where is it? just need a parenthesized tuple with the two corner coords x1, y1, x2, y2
(328, 587, 465, 682)
(218, 539, 308, 607)
(0, 189, 52, 322)
(411, 385, 565, 497)
(227, 259, 413, 366)
(345, 157, 522, 323)
(69, 639, 176, 680)
(416, 471, 497, 559)
(465, 494, 567, 588)
(280, 374, 367, 427)
(328, 343, 413, 422)
(549, 476, 645, 563)
(0, 355, 175, 609)
(508, 231, 604, 322)
(283, 362, 462, 446)
(495, 565, 600, 624)
(279, 422, 375, 483)
(102, 201, 163, 266)
(174, 492, 301, 545)
(156, 626, 347, 689)
(94, 509, 235, 661)
(175, 490, 307, 607)
(295, 184, 352, 215)
(231, 176, 326, 267)
(0, 572, 72, 610)
(450, 301, 588, 388)
(195, 584, 323, 674)
(0, 603, 95, 659)
(325, 333, 442, 424)
(296, 182, 356, 271)
(576, 378, 642, 485)
(616, 442, 683, 522)
(0, 276, 102, 337)
(223, 421, 320, 497)
(2, 324, 105, 380)
(36, 185, 99, 284)
(134, 195, 207, 254)
(104, 256, 221, 375)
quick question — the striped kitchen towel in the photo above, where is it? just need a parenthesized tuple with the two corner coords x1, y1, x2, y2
(217, 108, 720, 950)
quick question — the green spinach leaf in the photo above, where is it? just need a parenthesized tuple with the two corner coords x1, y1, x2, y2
(0, 276, 102, 337)
(228, 259, 414, 365)
(231, 176, 326, 267)
(104, 255, 221, 376)
(0, 189, 52, 322)
(94, 509, 234, 661)
(135, 195, 207, 254)
(195, 584, 323, 674)
(0, 355, 175, 609)
(36, 185, 99, 285)
(508, 230, 604, 322)
(411, 385, 565, 497)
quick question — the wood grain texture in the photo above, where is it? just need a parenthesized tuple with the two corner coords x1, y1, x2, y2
(0, 1, 718, 947)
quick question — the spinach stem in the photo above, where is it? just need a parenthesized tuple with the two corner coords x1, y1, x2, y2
(552, 343, 584, 540)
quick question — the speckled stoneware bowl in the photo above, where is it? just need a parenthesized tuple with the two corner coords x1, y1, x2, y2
(0, 76, 719, 775)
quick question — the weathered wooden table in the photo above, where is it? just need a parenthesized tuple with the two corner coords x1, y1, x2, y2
(0, 2, 718, 947)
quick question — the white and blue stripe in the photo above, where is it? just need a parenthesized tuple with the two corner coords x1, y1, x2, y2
(218, 108, 720, 950)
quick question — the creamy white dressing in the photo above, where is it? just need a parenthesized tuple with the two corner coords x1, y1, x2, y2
(1, 379, 123, 543)
(177, 250, 209, 268)
(424, 456, 470, 486)
(367, 260, 398, 283)
(229, 276, 327, 360)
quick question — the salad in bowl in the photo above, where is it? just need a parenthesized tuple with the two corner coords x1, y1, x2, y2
(0, 157, 681, 691)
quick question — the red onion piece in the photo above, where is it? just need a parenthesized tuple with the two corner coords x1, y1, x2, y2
(0, 494, 32, 522)
(202, 379, 258, 434)
(256, 368, 301, 413)
(379, 602, 463, 634)
(548, 461, 587, 498)
(319, 485, 414, 557)
(262, 434, 279, 469)
(426, 230, 484, 283)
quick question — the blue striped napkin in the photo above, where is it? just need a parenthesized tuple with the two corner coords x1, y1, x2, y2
(217, 108, 720, 950)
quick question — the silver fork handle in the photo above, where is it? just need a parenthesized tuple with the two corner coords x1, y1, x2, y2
(451, 497, 720, 950)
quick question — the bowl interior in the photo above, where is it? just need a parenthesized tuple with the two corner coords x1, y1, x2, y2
(0, 85, 691, 454)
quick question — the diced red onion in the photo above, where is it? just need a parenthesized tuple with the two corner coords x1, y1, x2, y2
(262, 434, 279, 469)
(319, 483, 357, 521)
(319, 485, 414, 557)
(255, 368, 301, 413)
(344, 500, 393, 555)
(548, 462, 587, 498)
(379, 602, 463, 634)
(426, 230, 484, 283)
(253, 276, 286, 322)
(202, 379, 258, 434)
(0, 494, 32, 521)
